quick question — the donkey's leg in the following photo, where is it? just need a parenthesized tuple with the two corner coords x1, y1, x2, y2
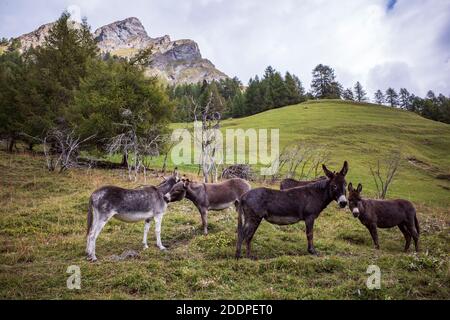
(86, 208, 100, 260)
(398, 223, 412, 252)
(235, 206, 245, 259)
(199, 208, 209, 235)
(87, 211, 113, 262)
(235, 231, 244, 259)
(305, 217, 317, 255)
(142, 218, 153, 250)
(367, 224, 380, 250)
(153, 213, 166, 250)
(244, 218, 262, 259)
(407, 221, 420, 252)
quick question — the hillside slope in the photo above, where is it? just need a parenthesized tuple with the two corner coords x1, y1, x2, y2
(218, 100, 450, 206)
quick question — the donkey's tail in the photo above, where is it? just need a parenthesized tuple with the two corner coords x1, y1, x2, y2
(414, 214, 420, 235)
(87, 196, 94, 236)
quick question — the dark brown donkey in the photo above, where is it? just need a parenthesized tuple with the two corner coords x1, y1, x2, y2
(280, 176, 327, 191)
(347, 183, 420, 252)
(166, 178, 251, 235)
(236, 161, 349, 259)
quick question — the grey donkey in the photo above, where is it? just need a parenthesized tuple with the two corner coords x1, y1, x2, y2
(85, 169, 180, 261)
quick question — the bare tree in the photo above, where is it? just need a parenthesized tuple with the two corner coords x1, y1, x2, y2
(107, 123, 161, 182)
(24, 128, 95, 173)
(269, 143, 331, 182)
(369, 152, 401, 199)
(189, 94, 222, 183)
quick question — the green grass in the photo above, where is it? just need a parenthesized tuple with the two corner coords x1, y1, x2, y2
(1, 100, 449, 300)
(0, 152, 449, 300)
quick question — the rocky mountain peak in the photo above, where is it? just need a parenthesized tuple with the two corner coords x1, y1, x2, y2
(6, 16, 228, 85)
(94, 17, 150, 52)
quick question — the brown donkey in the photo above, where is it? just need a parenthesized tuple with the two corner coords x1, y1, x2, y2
(166, 178, 251, 235)
(347, 183, 420, 252)
(236, 161, 349, 259)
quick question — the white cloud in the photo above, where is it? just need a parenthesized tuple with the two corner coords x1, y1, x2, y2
(1, 0, 449, 97)
(67, 5, 82, 23)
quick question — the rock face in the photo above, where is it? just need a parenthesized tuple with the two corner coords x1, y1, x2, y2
(15, 20, 81, 52)
(94, 17, 152, 53)
(10, 17, 228, 85)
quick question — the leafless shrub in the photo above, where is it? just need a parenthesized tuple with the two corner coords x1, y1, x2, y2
(269, 143, 331, 182)
(222, 164, 252, 180)
(189, 94, 222, 183)
(24, 128, 95, 173)
(107, 123, 162, 182)
(369, 151, 402, 199)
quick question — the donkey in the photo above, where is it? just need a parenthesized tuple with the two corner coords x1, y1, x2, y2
(347, 183, 420, 252)
(85, 169, 180, 262)
(236, 161, 349, 259)
(280, 176, 327, 191)
(166, 178, 251, 235)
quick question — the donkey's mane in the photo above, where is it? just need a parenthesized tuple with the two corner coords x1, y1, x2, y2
(306, 178, 330, 190)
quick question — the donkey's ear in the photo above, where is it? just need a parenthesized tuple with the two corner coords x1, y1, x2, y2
(340, 161, 349, 176)
(322, 164, 334, 179)
(357, 183, 363, 193)
(348, 183, 354, 192)
(173, 167, 179, 177)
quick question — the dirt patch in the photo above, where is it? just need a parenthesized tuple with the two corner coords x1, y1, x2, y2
(407, 157, 433, 171)
(436, 174, 450, 181)
(407, 157, 449, 181)
(108, 249, 140, 262)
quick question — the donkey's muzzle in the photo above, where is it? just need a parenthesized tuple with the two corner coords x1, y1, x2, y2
(338, 195, 347, 208)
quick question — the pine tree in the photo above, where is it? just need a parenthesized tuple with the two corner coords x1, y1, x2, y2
(285, 72, 305, 105)
(342, 88, 355, 101)
(385, 88, 399, 107)
(270, 71, 289, 108)
(244, 76, 265, 116)
(374, 90, 385, 104)
(230, 91, 246, 118)
(68, 58, 172, 146)
(399, 88, 411, 110)
(354, 81, 367, 102)
(28, 12, 99, 129)
(0, 49, 26, 151)
(311, 64, 342, 99)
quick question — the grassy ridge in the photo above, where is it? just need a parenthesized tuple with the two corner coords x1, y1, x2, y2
(167, 100, 450, 206)
(0, 151, 449, 299)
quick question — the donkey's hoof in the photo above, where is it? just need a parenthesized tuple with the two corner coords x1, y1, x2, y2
(87, 256, 97, 262)
(143, 245, 149, 250)
(158, 246, 167, 251)
(308, 248, 318, 255)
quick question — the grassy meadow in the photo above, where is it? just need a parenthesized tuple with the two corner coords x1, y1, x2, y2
(0, 100, 449, 299)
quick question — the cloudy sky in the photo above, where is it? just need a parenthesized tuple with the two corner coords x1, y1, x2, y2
(1, 0, 449, 97)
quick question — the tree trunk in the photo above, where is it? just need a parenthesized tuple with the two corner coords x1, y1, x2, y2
(7, 138, 15, 153)
(121, 153, 128, 168)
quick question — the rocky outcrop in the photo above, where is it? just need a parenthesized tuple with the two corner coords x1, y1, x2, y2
(9, 17, 228, 85)
(15, 20, 81, 52)
(94, 17, 153, 53)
